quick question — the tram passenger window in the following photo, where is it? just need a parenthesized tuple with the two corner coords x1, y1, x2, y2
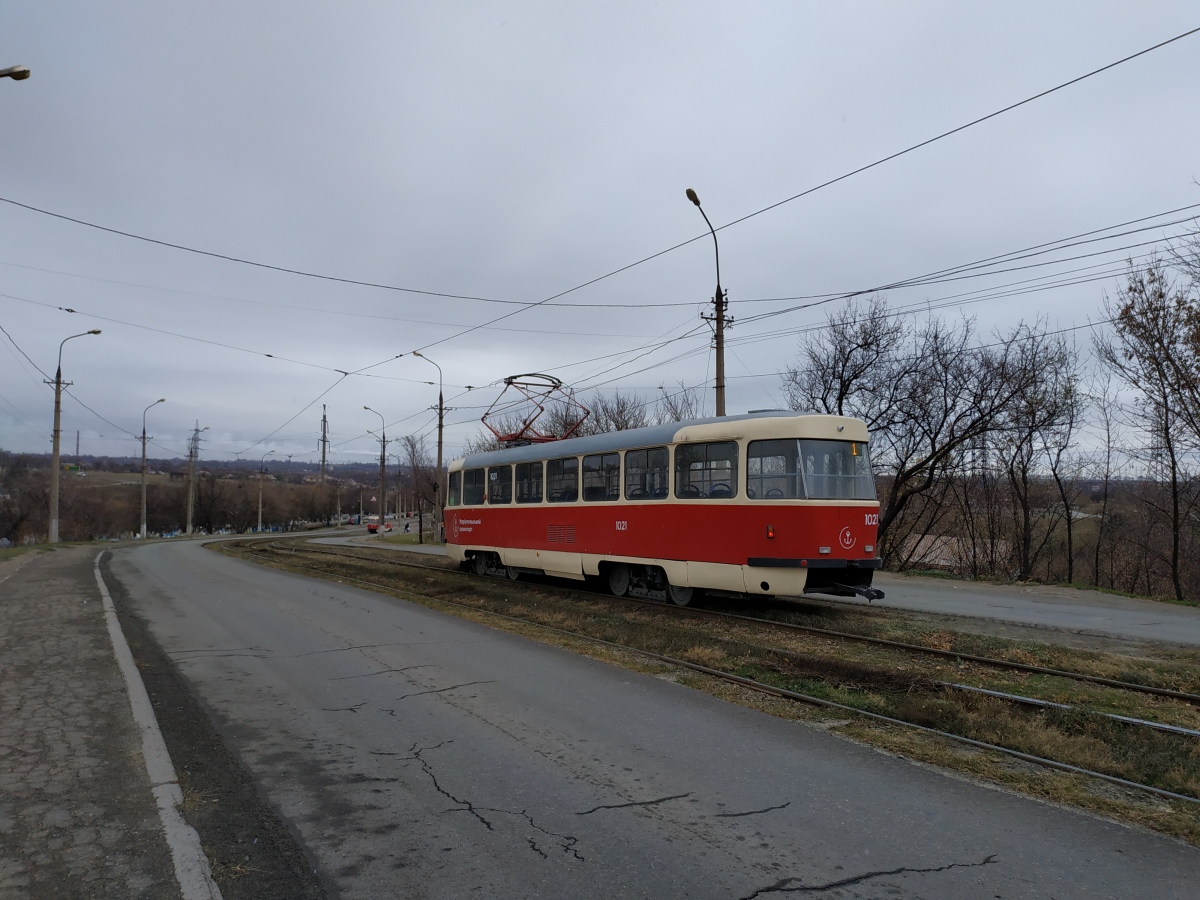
(546, 457, 579, 502)
(747, 440, 805, 500)
(582, 452, 621, 501)
(462, 468, 485, 505)
(488, 465, 513, 504)
(447, 471, 462, 507)
(624, 447, 668, 500)
(515, 461, 543, 503)
(674, 441, 738, 499)
(798, 439, 876, 500)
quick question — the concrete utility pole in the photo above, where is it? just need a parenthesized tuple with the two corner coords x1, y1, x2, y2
(185, 422, 208, 535)
(411, 351, 445, 535)
(47, 330, 100, 543)
(257, 451, 274, 533)
(686, 188, 729, 416)
(139, 398, 166, 539)
(364, 406, 387, 528)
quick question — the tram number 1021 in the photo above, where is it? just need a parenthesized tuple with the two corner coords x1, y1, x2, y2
(864, 513, 879, 526)
(615, 520, 628, 532)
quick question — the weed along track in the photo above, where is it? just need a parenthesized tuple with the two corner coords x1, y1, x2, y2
(221, 537, 1200, 844)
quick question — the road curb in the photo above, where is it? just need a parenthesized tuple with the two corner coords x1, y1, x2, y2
(93, 551, 223, 900)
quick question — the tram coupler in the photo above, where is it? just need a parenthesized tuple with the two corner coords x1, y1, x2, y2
(828, 583, 885, 602)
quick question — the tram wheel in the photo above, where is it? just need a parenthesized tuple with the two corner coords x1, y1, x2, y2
(470, 554, 487, 576)
(606, 563, 630, 597)
(505, 566, 521, 581)
(668, 584, 695, 607)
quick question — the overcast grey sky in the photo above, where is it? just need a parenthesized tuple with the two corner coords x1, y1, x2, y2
(2, 2, 1198, 465)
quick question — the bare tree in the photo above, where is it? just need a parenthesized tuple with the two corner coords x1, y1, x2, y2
(1095, 259, 1200, 601)
(1040, 370, 1085, 584)
(582, 390, 650, 434)
(783, 299, 1049, 560)
(992, 326, 1079, 580)
(654, 381, 702, 424)
(401, 434, 438, 540)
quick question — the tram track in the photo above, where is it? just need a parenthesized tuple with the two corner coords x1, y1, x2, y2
(252, 537, 1200, 707)
(227, 536, 1200, 808)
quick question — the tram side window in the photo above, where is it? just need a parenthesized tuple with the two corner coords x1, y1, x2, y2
(624, 447, 669, 500)
(488, 465, 513, 504)
(462, 468, 486, 505)
(515, 461, 543, 503)
(747, 440, 805, 500)
(798, 439, 876, 500)
(546, 457, 579, 502)
(674, 441, 738, 499)
(582, 452, 621, 501)
(447, 470, 462, 507)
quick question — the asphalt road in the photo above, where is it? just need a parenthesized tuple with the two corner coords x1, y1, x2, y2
(869, 573, 1200, 646)
(108, 540, 1198, 898)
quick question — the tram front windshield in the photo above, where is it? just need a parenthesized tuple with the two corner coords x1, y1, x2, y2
(747, 439, 876, 500)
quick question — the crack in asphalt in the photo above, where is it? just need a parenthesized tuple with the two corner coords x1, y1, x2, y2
(381, 681, 495, 711)
(400, 742, 584, 861)
(321, 701, 368, 713)
(736, 854, 999, 898)
(576, 792, 693, 816)
(714, 802, 791, 818)
(330, 664, 438, 681)
(292, 642, 411, 657)
(169, 645, 272, 656)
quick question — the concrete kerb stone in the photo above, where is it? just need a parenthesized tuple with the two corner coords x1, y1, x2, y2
(93, 551, 223, 900)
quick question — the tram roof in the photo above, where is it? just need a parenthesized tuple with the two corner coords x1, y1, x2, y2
(454, 411, 866, 470)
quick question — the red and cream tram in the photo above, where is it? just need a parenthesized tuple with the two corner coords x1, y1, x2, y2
(444, 412, 883, 605)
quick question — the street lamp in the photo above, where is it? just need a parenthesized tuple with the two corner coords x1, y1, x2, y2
(0, 65, 31, 81)
(411, 350, 445, 530)
(686, 188, 728, 416)
(364, 406, 387, 530)
(140, 398, 166, 539)
(48, 329, 101, 543)
(257, 450, 274, 533)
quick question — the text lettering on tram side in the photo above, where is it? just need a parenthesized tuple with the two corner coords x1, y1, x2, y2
(615, 520, 628, 532)
(864, 513, 879, 526)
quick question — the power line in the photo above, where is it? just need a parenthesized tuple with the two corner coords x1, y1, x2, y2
(409, 25, 1200, 353)
(0, 196, 526, 306)
(0, 291, 472, 387)
(0, 259, 671, 327)
(236, 373, 347, 457)
(736, 224, 1198, 328)
(0, 322, 52, 381)
(4, 26, 1185, 357)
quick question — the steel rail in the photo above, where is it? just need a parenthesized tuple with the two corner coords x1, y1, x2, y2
(260, 538, 1200, 707)
(940, 682, 1200, 739)
(233, 542, 1200, 808)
